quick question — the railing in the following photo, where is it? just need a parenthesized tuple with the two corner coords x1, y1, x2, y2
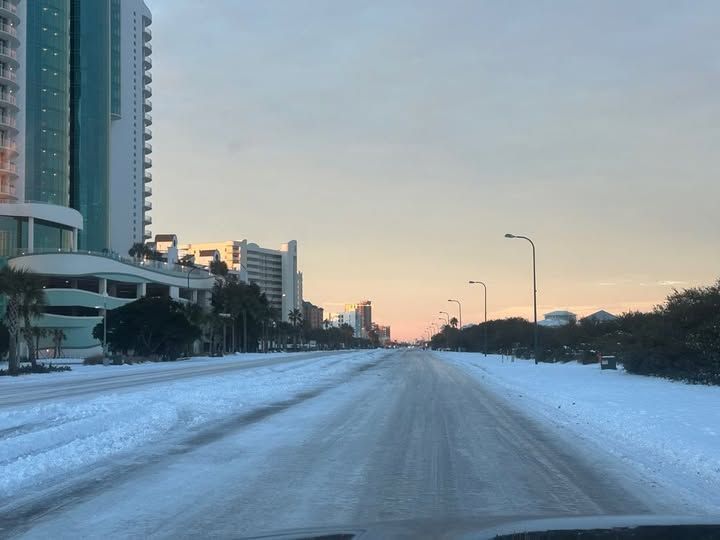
(0, 160, 17, 173)
(0, 115, 16, 127)
(0, 183, 16, 196)
(144, 142, 152, 153)
(144, 157, 152, 167)
(0, 48, 16, 60)
(144, 186, 152, 196)
(0, 139, 16, 152)
(144, 127, 152, 139)
(144, 99, 152, 110)
(0, 93, 16, 105)
(144, 170, 152, 181)
(144, 201, 152, 210)
(144, 113, 152, 124)
(7, 248, 215, 279)
(0, 1, 18, 14)
(0, 23, 17, 37)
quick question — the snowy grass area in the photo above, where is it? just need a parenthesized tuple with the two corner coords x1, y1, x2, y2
(0, 352, 302, 384)
(0, 350, 385, 499)
(437, 352, 720, 513)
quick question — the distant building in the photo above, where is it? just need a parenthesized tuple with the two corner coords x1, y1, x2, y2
(345, 300, 372, 338)
(181, 239, 300, 321)
(583, 310, 618, 323)
(373, 324, 391, 345)
(538, 310, 577, 327)
(326, 311, 357, 332)
(302, 301, 324, 329)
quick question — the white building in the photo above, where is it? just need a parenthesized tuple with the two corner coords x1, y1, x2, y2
(182, 239, 301, 321)
(539, 310, 577, 327)
(0, 1, 215, 358)
(109, 0, 153, 253)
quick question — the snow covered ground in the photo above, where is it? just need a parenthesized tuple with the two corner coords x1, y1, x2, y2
(0, 350, 386, 500)
(437, 352, 720, 514)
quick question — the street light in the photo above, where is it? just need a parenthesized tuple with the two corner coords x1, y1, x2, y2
(505, 233, 538, 363)
(447, 299, 462, 330)
(439, 311, 450, 325)
(469, 280, 488, 356)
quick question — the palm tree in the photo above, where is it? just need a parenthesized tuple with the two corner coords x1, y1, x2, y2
(0, 266, 46, 374)
(450, 317, 459, 329)
(50, 328, 66, 359)
(288, 308, 303, 349)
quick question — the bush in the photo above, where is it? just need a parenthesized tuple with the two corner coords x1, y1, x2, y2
(0, 363, 72, 376)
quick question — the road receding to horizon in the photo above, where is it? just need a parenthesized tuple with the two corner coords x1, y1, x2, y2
(0, 349, 713, 539)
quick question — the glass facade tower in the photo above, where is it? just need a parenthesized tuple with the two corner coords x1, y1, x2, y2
(69, 0, 111, 251)
(24, 0, 71, 206)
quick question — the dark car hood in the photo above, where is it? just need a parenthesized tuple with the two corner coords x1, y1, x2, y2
(242, 515, 720, 540)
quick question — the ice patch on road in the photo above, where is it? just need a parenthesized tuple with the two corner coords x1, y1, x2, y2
(437, 352, 720, 514)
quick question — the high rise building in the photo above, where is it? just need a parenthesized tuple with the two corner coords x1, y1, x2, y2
(345, 300, 372, 338)
(0, 1, 214, 359)
(302, 300, 323, 329)
(0, 0, 152, 253)
(109, 0, 152, 252)
(181, 239, 302, 321)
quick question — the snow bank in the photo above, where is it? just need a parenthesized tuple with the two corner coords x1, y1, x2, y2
(437, 352, 720, 513)
(0, 350, 384, 498)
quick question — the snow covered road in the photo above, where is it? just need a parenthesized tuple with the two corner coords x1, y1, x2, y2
(0, 349, 710, 538)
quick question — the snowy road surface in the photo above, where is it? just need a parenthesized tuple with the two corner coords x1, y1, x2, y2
(0, 349, 710, 538)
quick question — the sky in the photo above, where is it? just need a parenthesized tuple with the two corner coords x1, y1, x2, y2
(148, 0, 719, 341)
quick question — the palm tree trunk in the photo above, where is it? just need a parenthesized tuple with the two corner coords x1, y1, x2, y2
(24, 316, 36, 368)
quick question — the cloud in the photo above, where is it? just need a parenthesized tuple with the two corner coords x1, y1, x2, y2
(639, 280, 687, 287)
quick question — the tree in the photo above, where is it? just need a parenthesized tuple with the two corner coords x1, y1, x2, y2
(50, 328, 66, 359)
(288, 308, 303, 349)
(209, 259, 229, 276)
(93, 296, 201, 360)
(449, 317, 458, 329)
(211, 278, 271, 352)
(0, 266, 46, 373)
(128, 242, 163, 261)
(179, 254, 195, 266)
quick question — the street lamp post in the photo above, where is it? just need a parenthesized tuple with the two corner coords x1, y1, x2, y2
(469, 280, 488, 356)
(447, 299, 462, 330)
(505, 233, 538, 364)
(439, 311, 450, 326)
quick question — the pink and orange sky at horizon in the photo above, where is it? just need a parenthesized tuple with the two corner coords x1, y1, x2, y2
(148, 0, 719, 341)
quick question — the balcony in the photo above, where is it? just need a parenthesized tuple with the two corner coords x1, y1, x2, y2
(143, 25, 152, 40)
(144, 156, 152, 168)
(0, 115, 17, 132)
(144, 142, 152, 154)
(0, 68, 17, 87)
(144, 113, 152, 125)
(0, 139, 17, 158)
(144, 185, 152, 196)
(143, 85, 152, 98)
(0, 181, 16, 199)
(144, 200, 152, 211)
(0, 160, 17, 176)
(0, 92, 17, 109)
(143, 56, 152, 70)
(144, 229, 152, 240)
(143, 99, 152, 112)
(0, 1, 19, 22)
(144, 127, 152, 140)
(144, 170, 152, 183)
(143, 41, 152, 55)
(143, 70, 152, 84)
(0, 47, 17, 67)
(0, 23, 17, 41)
(144, 214, 152, 226)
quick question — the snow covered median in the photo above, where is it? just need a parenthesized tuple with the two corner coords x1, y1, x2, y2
(437, 352, 720, 514)
(0, 350, 385, 499)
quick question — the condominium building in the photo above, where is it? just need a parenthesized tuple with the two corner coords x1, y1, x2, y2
(302, 300, 323, 330)
(181, 239, 302, 321)
(345, 300, 372, 338)
(0, 1, 214, 357)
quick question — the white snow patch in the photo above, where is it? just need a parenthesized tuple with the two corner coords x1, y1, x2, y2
(0, 350, 384, 499)
(437, 352, 720, 513)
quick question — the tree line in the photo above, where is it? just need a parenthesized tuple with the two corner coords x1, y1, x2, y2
(431, 279, 720, 385)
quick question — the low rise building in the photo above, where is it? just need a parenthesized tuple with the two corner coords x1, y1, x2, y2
(538, 310, 577, 327)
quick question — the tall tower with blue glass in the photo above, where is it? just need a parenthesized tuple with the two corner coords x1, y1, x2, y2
(69, 0, 111, 251)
